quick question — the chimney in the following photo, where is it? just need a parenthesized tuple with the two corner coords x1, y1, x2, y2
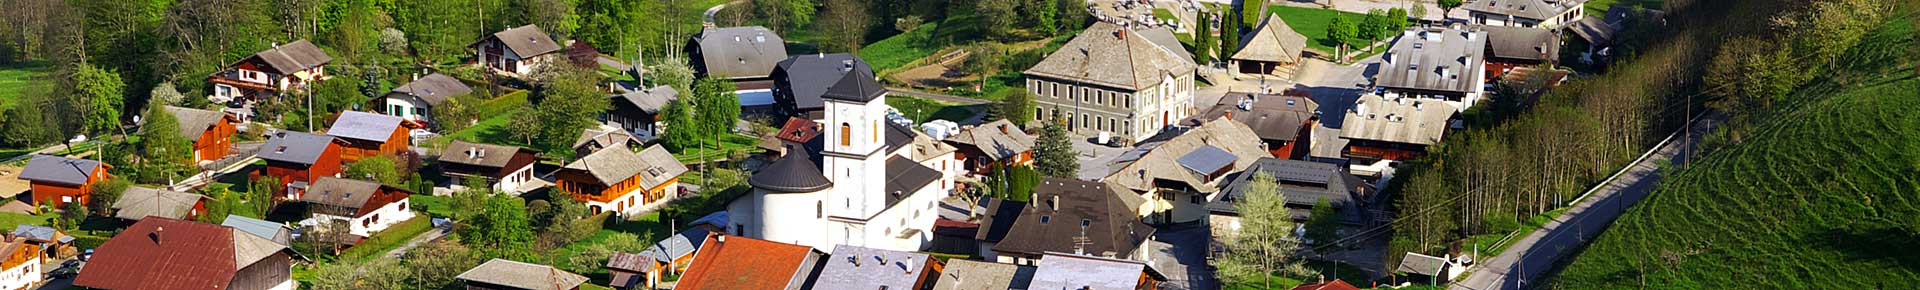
(998, 124, 1009, 134)
(412, 73, 419, 81)
(842, 60, 855, 72)
(1050, 195, 1060, 211)
(151, 226, 166, 244)
(1115, 29, 1127, 40)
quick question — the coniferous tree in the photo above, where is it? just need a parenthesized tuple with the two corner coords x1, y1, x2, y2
(1032, 112, 1079, 178)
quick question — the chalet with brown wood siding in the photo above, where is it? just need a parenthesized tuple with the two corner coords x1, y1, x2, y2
(327, 110, 412, 163)
(256, 131, 348, 200)
(17, 155, 111, 207)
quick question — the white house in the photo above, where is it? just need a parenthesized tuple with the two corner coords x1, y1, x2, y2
(1465, 0, 1589, 29)
(299, 177, 416, 237)
(207, 39, 332, 104)
(728, 61, 948, 253)
(377, 73, 474, 128)
(439, 140, 543, 194)
(0, 236, 40, 290)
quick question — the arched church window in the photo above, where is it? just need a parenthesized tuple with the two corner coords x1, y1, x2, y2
(840, 123, 851, 146)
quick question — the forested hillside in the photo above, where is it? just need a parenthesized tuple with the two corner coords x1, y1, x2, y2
(1549, 1, 1920, 287)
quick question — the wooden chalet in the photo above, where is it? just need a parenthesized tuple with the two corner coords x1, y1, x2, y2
(255, 131, 348, 200)
(207, 39, 332, 103)
(163, 106, 240, 163)
(16, 155, 111, 207)
(554, 144, 687, 216)
(326, 110, 413, 163)
(471, 25, 563, 77)
(439, 140, 542, 194)
(944, 119, 1037, 174)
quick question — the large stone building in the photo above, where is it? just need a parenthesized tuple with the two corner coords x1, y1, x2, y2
(727, 62, 950, 253)
(1024, 22, 1198, 144)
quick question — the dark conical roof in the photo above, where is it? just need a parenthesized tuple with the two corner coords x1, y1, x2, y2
(748, 148, 833, 193)
(821, 66, 886, 102)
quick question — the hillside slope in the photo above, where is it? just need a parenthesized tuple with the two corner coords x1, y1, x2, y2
(1546, 77, 1920, 287)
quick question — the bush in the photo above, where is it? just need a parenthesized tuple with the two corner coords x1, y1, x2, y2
(477, 90, 531, 118)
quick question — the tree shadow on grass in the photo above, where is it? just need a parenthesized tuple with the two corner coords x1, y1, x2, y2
(1806, 227, 1920, 271)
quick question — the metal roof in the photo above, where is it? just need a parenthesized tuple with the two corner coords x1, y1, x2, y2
(326, 110, 405, 143)
(256, 131, 339, 165)
(1103, 118, 1269, 193)
(10, 225, 70, 243)
(883, 155, 942, 207)
(1029, 253, 1159, 290)
(821, 65, 887, 103)
(1397, 252, 1450, 276)
(17, 155, 105, 186)
(749, 147, 834, 193)
(1176, 145, 1237, 176)
(221, 215, 293, 245)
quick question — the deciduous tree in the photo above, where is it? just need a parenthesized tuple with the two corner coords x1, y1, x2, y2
(1215, 172, 1305, 288)
(821, 0, 869, 53)
(1326, 15, 1358, 60)
(1304, 198, 1341, 249)
(343, 155, 403, 185)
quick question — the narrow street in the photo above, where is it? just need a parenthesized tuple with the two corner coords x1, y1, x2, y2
(1450, 114, 1724, 290)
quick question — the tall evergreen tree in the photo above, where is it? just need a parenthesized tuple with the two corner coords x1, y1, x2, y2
(1195, 12, 1214, 65)
(1220, 11, 1241, 60)
(1032, 112, 1079, 178)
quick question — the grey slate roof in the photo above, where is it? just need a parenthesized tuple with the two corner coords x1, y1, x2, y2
(883, 156, 942, 206)
(17, 155, 105, 186)
(933, 259, 1036, 290)
(749, 146, 833, 193)
(1104, 118, 1269, 193)
(613, 85, 678, 114)
(814, 246, 936, 289)
(164, 106, 229, 142)
(389, 73, 474, 106)
(992, 178, 1154, 259)
(440, 140, 535, 169)
(327, 110, 405, 143)
(1029, 253, 1160, 290)
(1137, 27, 1194, 61)
(884, 120, 915, 152)
(1568, 16, 1617, 45)
(572, 129, 639, 153)
(775, 53, 875, 111)
(1482, 25, 1562, 62)
(945, 119, 1037, 161)
(1376, 26, 1489, 94)
(299, 177, 388, 211)
(1340, 94, 1453, 145)
(1189, 92, 1317, 142)
(457, 258, 588, 290)
(1234, 16, 1311, 63)
(1025, 22, 1197, 91)
(247, 39, 333, 74)
(691, 26, 789, 79)
(479, 25, 563, 58)
(1210, 158, 1363, 223)
(257, 131, 338, 165)
(11, 225, 73, 243)
(1464, 0, 1586, 21)
(221, 215, 293, 245)
(562, 144, 686, 187)
(112, 186, 207, 220)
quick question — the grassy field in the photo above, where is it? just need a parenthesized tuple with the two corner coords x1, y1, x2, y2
(859, 22, 943, 73)
(1584, 0, 1665, 17)
(0, 62, 51, 110)
(671, 133, 759, 164)
(1222, 260, 1375, 289)
(1154, 8, 1179, 23)
(1547, 13, 1920, 286)
(444, 113, 517, 145)
(0, 212, 53, 229)
(1266, 5, 1375, 54)
(887, 96, 985, 123)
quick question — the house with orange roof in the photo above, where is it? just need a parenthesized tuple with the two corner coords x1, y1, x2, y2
(675, 233, 825, 290)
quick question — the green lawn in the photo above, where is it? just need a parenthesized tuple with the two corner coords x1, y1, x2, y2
(859, 22, 943, 73)
(410, 195, 456, 218)
(1550, 16, 1920, 287)
(444, 113, 517, 145)
(336, 215, 434, 262)
(887, 96, 985, 123)
(1266, 5, 1376, 54)
(1584, 0, 1664, 17)
(671, 133, 759, 164)
(0, 212, 53, 229)
(1154, 8, 1180, 23)
(1467, 208, 1568, 258)
(1222, 260, 1375, 289)
(0, 62, 51, 110)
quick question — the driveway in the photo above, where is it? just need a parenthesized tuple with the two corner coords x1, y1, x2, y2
(1072, 137, 1132, 181)
(1290, 58, 1376, 160)
(1150, 223, 1218, 290)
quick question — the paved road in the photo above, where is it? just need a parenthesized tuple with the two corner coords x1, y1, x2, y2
(1450, 114, 1722, 290)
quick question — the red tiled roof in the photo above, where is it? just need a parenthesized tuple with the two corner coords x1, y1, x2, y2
(74, 217, 239, 290)
(1290, 279, 1362, 290)
(775, 118, 822, 144)
(675, 233, 818, 290)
